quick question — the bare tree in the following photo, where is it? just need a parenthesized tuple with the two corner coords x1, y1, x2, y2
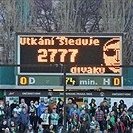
(0, 0, 32, 64)
(32, 0, 102, 32)
(100, 0, 132, 65)
(0, 0, 132, 64)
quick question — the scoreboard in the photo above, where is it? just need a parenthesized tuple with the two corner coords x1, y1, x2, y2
(16, 33, 123, 88)
(17, 33, 122, 75)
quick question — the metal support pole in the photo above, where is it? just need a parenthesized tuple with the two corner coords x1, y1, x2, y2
(63, 64, 66, 132)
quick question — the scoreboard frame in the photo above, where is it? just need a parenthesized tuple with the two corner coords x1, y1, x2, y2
(16, 33, 123, 76)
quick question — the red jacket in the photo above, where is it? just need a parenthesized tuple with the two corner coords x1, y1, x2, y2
(114, 121, 125, 133)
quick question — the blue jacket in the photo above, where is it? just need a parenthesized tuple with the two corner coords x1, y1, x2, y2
(38, 104, 46, 117)
(20, 113, 30, 125)
(69, 108, 80, 116)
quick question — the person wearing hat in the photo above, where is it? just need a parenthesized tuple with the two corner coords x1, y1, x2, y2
(25, 124, 34, 133)
(28, 101, 37, 130)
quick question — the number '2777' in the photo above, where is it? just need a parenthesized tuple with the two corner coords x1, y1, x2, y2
(38, 49, 78, 63)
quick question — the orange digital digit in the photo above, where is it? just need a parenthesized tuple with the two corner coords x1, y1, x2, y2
(48, 49, 57, 62)
(38, 49, 48, 62)
(68, 49, 78, 62)
(58, 49, 68, 62)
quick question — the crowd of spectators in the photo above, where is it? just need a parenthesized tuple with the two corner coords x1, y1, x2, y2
(0, 97, 133, 133)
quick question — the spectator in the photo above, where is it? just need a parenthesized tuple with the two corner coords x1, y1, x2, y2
(12, 104, 22, 118)
(20, 108, 30, 133)
(0, 119, 8, 133)
(80, 117, 90, 133)
(100, 98, 110, 108)
(0, 104, 5, 123)
(112, 102, 119, 118)
(130, 115, 133, 132)
(47, 125, 55, 133)
(80, 99, 88, 111)
(44, 98, 49, 108)
(50, 108, 59, 133)
(69, 104, 80, 117)
(4, 101, 10, 120)
(95, 106, 104, 131)
(40, 108, 50, 131)
(128, 103, 133, 115)
(9, 120, 18, 133)
(66, 98, 73, 114)
(19, 99, 28, 111)
(80, 109, 90, 124)
(101, 100, 110, 118)
(28, 101, 37, 130)
(90, 116, 100, 133)
(109, 111, 116, 131)
(102, 115, 113, 133)
(57, 99, 64, 114)
(38, 100, 46, 124)
(34, 101, 39, 109)
(84, 104, 90, 116)
(24, 124, 34, 133)
(114, 117, 125, 133)
(120, 110, 130, 132)
(38, 100, 46, 117)
(10, 112, 20, 131)
(58, 107, 64, 130)
(37, 124, 44, 133)
(10, 100, 17, 117)
(118, 100, 127, 115)
(89, 98, 97, 117)
(48, 98, 56, 113)
(70, 109, 80, 131)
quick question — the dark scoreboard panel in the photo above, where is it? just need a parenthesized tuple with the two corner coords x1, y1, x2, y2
(17, 33, 122, 75)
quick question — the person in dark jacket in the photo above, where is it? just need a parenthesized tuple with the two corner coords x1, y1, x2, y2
(128, 103, 133, 115)
(4, 101, 10, 120)
(102, 115, 113, 133)
(10, 112, 20, 131)
(112, 102, 119, 118)
(101, 101, 110, 118)
(118, 100, 127, 116)
(20, 108, 30, 133)
(80, 117, 90, 133)
(9, 120, 18, 133)
(89, 98, 97, 117)
(57, 99, 64, 114)
(10, 100, 17, 117)
(28, 101, 37, 130)
(0, 119, 8, 133)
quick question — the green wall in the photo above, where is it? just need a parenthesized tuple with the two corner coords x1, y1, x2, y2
(123, 68, 133, 86)
(0, 66, 15, 85)
(0, 67, 132, 86)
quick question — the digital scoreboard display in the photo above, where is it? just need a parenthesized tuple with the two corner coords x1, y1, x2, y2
(17, 33, 122, 75)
